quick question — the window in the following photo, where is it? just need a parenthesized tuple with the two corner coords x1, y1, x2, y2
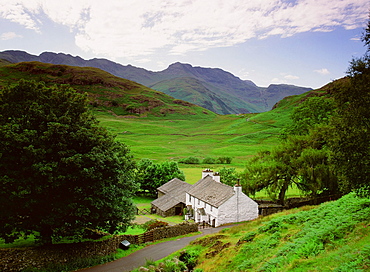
(198, 199, 200, 205)
(210, 205, 213, 212)
(189, 195, 191, 202)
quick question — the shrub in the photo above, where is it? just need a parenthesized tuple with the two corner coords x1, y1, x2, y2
(217, 156, 233, 164)
(239, 231, 257, 242)
(179, 157, 200, 164)
(140, 220, 169, 231)
(202, 157, 216, 164)
(179, 248, 202, 271)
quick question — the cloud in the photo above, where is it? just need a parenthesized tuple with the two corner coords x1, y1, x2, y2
(314, 68, 330, 75)
(1, 31, 22, 40)
(284, 74, 299, 80)
(271, 73, 299, 84)
(350, 37, 361, 41)
(0, 0, 368, 58)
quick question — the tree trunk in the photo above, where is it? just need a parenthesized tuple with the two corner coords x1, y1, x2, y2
(278, 180, 289, 206)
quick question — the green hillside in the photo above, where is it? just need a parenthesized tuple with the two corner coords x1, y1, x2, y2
(150, 77, 261, 114)
(0, 61, 215, 118)
(136, 193, 370, 272)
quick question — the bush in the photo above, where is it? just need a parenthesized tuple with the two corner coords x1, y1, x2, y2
(179, 248, 202, 271)
(179, 157, 200, 164)
(202, 157, 216, 164)
(217, 156, 232, 164)
(239, 231, 257, 242)
(140, 220, 169, 231)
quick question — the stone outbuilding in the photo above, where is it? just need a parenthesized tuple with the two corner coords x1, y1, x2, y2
(151, 178, 192, 217)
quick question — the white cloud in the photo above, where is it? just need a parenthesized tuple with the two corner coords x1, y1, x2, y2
(271, 77, 283, 84)
(1, 31, 22, 40)
(314, 68, 330, 75)
(350, 37, 361, 41)
(0, 0, 368, 58)
(284, 74, 299, 80)
(271, 73, 299, 84)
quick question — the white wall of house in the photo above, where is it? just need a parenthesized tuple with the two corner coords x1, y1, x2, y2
(186, 193, 219, 225)
(217, 186, 258, 226)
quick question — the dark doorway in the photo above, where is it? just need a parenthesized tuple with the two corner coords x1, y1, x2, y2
(175, 207, 182, 215)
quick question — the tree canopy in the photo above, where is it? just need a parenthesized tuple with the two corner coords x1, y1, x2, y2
(136, 159, 185, 197)
(243, 98, 339, 205)
(330, 54, 370, 196)
(0, 80, 137, 244)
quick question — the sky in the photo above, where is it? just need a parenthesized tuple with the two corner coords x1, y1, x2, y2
(0, 0, 368, 89)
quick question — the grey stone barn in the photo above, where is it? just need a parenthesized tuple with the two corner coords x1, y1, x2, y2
(151, 178, 192, 217)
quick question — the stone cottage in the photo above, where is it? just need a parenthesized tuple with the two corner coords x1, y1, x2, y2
(185, 169, 259, 227)
(151, 178, 192, 217)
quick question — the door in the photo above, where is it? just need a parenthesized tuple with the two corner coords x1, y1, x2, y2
(175, 206, 182, 215)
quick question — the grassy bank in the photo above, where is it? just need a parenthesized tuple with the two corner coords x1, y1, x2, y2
(135, 193, 370, 272)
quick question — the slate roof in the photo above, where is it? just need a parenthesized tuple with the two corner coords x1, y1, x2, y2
(187, 175, 235, 208)
(152, 178, 192, 212)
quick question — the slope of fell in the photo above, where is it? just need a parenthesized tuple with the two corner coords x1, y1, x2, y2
(0, 61, 216, 118)
(138, 193, 370, 272)
(149, 77, 261, 114)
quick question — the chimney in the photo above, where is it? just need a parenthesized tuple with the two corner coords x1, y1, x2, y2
(234, 178, 242, 193)
(213, 172, 221, 183)
(202, 168, 213, 179)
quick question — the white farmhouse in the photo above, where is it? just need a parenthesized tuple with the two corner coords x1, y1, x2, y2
(185, 169, 258, 227)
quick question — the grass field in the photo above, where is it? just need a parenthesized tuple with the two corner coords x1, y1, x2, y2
(94, 111, 285, 165)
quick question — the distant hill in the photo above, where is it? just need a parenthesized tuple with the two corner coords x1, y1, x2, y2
(0, 61, 216, 118)
(0, 50, 312, 114)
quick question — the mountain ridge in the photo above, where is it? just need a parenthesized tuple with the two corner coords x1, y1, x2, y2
(0, 50, 312, 114)
(0, 61, 215, 118)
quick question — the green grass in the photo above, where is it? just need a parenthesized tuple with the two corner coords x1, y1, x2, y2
(138, 214, 186, 225)
(95, 111, 284, 166)
(0, 234, 38, 248)
(119, 226, 146, 235)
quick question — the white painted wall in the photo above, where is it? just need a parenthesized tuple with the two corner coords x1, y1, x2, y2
(217, 186, 258, 226)
(186, 193, 219, 224)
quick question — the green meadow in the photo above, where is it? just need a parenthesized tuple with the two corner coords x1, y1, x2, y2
(94, 104, 294, 183)
(93, 93, 307, 200)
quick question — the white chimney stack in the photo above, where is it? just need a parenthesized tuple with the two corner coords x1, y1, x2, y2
(234, 179, 242, 193)
(202, 168, 213, 179)
(213, 172, 221, 183)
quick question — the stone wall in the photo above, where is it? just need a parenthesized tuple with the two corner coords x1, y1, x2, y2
(0, 222, 198, 272)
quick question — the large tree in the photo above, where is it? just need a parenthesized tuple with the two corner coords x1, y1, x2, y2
(0, 80, 137, 244)
(244, 129, 339, 205)
(330, 17, 370, 196)
(136, 159, 185, 197)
